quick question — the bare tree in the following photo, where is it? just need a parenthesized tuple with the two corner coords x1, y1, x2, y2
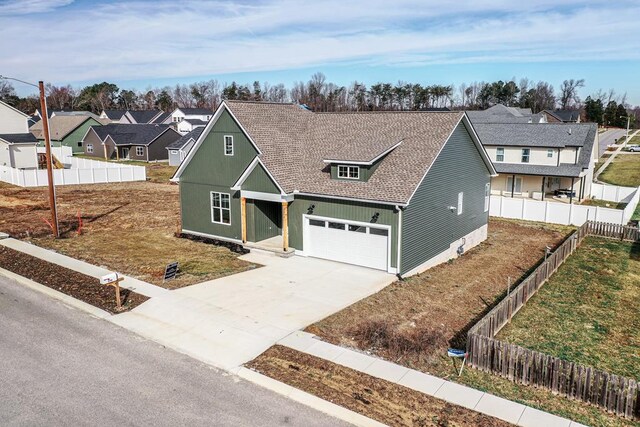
(558, 78, 585, 109)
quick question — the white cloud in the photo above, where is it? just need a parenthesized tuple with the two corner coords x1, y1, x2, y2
(0, 0, 638, 87)
(0, 0, 74, 15)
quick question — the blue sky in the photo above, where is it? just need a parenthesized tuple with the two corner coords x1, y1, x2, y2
(1, 0, 639, 105)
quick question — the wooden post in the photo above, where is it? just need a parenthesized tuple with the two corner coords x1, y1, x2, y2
(116, 146, 120, 161)
(105, 277, 123, 310)
(103, 142, 108, 160)
(507, 276, 512, 323)
(282, 201, 289, 252)
(39, 81, 59, 238)
(241, 197, 247, 243)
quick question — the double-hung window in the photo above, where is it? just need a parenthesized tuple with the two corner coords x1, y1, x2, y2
(87, 144, 93, 153)
(496, 147, 504, 162)
(337, 165, 359, 179)
(224, 135, 234, 156)
(521, 148, 530, 163)
(547, 149, 553, 158)
(136, 146, 144, 157)
(210, 192, 231, 224)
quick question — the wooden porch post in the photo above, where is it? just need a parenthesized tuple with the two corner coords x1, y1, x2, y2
(282, 201, 289, 252)
(241, 197, 247, 243)
(115, 146, 120, 161)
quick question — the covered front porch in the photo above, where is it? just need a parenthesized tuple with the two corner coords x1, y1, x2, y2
(240, 191, 293, 255)
(491, 173, 589, 203)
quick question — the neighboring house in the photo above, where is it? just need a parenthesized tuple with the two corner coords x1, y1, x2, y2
(0, 101, 39, 169)
(99, 109, 128, 123)
(172, 101, 496, 277)
(31, 116, 106, 153)
(0, 134, 39, 169)
(176, 118, 208, 134)
(474, 123, 598, 203)
(82, 124, 180, 161)
(169, 107, 213, 133)
(466, 104, 547, 124)
(123, 110, 166, 124)
(166, 127, 203, 166)
(35, 109, 98, 120)
(542, 109, 582, 123)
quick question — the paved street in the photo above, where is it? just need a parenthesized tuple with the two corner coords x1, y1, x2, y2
(598, 128, 627, 156)
(0, 275, 345, 427)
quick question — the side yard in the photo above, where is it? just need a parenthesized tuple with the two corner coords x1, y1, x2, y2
(0, 179, 255, 289)
(497, 236, 639, 379)
(599, 154, 640, 187)
(301, 218, 638, 426)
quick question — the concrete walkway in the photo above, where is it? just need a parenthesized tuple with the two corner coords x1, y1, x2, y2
(278, 331, 588, 427)
(0, 238, 168, 298)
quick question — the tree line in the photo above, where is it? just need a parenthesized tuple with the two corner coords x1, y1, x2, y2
(0, 73, 636, 126)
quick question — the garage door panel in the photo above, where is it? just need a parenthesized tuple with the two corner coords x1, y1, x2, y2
(305, 217, 388, 271)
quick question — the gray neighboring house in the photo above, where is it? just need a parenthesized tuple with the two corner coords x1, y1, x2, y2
(166, 127, 203, 166)
(82, 124, 180, 161)
(542, 109, 582, 123)
(172, 101, 497, 276)
(466, 104, 547, 124)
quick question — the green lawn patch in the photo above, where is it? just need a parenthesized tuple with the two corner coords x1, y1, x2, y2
(599, 154, 640, 187)
(497, 237, 640, 379)
(581, 199, 627, 209)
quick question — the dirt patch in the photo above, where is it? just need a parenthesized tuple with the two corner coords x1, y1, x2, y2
(0, 245, 147, 313)
(308, 219, 573, 374)
(0, 181, 256, 288)
(247, 345, 512, 427)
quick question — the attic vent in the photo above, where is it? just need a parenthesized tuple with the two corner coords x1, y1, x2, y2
(568, 128, 572, 135)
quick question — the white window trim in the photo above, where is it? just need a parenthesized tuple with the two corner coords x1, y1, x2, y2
(457, 192, 463, 216)
(136, 146, 144, 157)
(496, 147, 504, 162)
(224, 135, 234, 156)
(210, 192, 231, 225)
(337, 165, 359, 180)
(87, 143, 93, 153)
(547, 149, 553, 158)
(484, 183, 490, 212)
(521, 148, 530, 163)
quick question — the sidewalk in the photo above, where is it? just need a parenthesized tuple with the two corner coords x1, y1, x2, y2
(0, 238, 167, 298)
(278, 331, 588, 427)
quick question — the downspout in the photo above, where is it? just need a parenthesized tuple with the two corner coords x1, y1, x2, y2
(396, 205, 403, 279)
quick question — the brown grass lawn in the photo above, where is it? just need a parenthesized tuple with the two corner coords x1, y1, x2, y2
(306, 219, 640, 426)
(498, 237, 640, 379)
(0, 179, 255, 289)
(581, 198, 627, 209)
(599, 154, 640, 187)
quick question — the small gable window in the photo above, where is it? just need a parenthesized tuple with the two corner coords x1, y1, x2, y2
(224, 135, 234, 156)
(338, 165, 359, 180)
(136, 146, 144, 157)
(87, 143, 93, 153)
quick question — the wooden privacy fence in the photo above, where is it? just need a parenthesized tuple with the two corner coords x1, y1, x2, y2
(466, 221, 640, 420)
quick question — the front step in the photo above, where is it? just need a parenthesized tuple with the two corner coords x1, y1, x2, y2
(243, 242, 296, 258)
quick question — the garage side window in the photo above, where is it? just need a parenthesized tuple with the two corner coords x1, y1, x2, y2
(210, 192, 231, 224)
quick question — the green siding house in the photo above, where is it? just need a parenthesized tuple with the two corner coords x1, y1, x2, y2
(31, 115, 104, 153)
(173, 101, 496, 277)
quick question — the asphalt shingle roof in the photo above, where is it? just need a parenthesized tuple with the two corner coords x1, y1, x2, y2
(0, 133, 39, 144)
(493, 163, 583, 178)
(179, 108, 213, 115)
(466, 104, 545, 124)
(223, 101, 471, 204)
(167, 127, 204, 149)
(92, 124, 175, 146)
(544, 109, 581, 122)
(102, 110, 128, 120)
(30, 116, 103, 140)
(128, 110, 163, 124)
(151, 111, 171, 124)
(183, 118, 208, 125)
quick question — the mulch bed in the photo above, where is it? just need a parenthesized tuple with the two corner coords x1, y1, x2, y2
(0, 245, 148, 314)
(247, 345, 512, 427)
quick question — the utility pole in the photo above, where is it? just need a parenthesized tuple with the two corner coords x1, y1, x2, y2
(0, 75, 59, 237)
(38, 81, 59, 237)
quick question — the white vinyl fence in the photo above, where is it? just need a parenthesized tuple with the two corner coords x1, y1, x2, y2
(0, 156, 146, 187)
(490, 188, 639, 226)
(36, 146, 73, 160)
(590, 182, 638, 203)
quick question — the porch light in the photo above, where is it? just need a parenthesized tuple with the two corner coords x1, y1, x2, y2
(307, 204, 315, 214)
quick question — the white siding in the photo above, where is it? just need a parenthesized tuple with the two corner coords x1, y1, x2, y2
(0, 102, 29, 133)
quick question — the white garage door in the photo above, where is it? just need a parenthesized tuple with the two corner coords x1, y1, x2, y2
(305, 217, 389, 271)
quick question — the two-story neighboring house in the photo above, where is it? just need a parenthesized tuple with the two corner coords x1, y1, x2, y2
(474, 123, 598, 203)
(168, 107, 212, 134)
(172, 101, 497, 277)
(541, 109, 582, 123)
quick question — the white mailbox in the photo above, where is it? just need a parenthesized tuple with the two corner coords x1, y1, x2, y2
(100, 272, 119, 285)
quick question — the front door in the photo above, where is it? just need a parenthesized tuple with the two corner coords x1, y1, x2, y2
(121, 148, 129, 159)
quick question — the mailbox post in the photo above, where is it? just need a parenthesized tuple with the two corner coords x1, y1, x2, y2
(100, 272, 124, 310)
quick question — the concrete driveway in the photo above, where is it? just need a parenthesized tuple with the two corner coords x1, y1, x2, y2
(112, 251, 394, 371)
